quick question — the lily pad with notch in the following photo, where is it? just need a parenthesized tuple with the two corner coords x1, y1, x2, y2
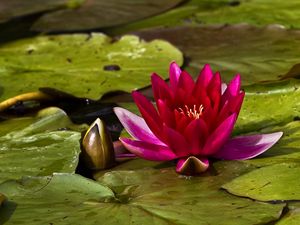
(0, 160, 284, 224)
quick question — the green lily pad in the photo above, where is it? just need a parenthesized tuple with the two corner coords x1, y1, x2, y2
(0, 107, 86, 183)
(0, 161, 284, 224)
(0, 0, 84, 24)
(32, 0, 183, 32)
(0, 33, 183, 102)
(235, 79, 300, 134)
(135, 24, 300, 85)
(196, 0, 300, 29)
(223, 163, 300, 201)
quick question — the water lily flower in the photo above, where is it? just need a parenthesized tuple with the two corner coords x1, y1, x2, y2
(114, 62, 282, 175)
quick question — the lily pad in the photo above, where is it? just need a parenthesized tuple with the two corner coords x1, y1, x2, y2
(0, 107, 86, 183)
(0, 0, 84, 24)
(235, 79, 300, 134)
(223, 163, 300, 201)
(0, 33, 183, 102)
(32, 0, 183, 32)
(134, 24, 300, 85)
(195, 0, 300, 29)
(0, 161, 284, 224)
(276, 203, 300, 225)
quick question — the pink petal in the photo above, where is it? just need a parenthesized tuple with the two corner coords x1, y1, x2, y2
(132, 91, 165, 142)
(113, 107, 165, 145)
(226, 74, 241, 96)
(169, 62, 182, 90)
(202, 113, 237, 155)
(176, 156, 209, 175)
(151, 73, 173, 104)
(157, 99, 175, 127)
(177, 71, 195, 95)
(217, 92, 244, 124)
(183, 118, 208, 155)
(163, 125, 189, 157)
(207, 72, 221, 110)
(221, 74, 241, 106)
(120, 138, 177, 161)
(212, 132, 283, 160)
(195, 64, 213, 88)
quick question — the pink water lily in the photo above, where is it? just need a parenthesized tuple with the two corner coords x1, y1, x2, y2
(114, 62, 282, 175)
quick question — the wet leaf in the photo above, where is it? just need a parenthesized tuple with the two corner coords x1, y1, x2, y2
(32, 0, 183, 32)
(0, 33, 183, 101)
(0, 161, 284, 224)
(0, 107, 87, 183)
(135, 24, 300, 85)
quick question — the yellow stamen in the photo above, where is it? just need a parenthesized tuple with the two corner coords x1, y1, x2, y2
(178, 104, 204, 119)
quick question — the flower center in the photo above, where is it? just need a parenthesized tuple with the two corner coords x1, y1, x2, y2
(178, 104, 204, 119)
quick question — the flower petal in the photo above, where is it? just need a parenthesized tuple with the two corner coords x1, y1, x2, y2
(196, 64, 213, 88)
(176, 156, 209, 175)
(221, 74, 241, 106)
(151, 73, 173, 104)
(169, 61, 182, 90)
(221, 83, 227, 95)
(202, 113, 237, 155)
(163, 125, 189, 157)
(225, 74, 241, 96)
(114, 107, 165, 145)
(212, 132, 283, 160)
(132, 91, 165, 142)
(183, 118, 208, 155)
(157, 99, 175, 127)
(120, 138, 176, 161)
(177, 71, 195, 95)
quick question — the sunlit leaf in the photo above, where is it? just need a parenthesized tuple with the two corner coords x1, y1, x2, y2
(0, 33, 183, 101)
(223, 163, 300, 201)
(0, 107, 86, 183)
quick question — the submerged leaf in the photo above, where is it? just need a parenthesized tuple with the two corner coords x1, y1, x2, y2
(195, 0, 300, 29)
(32, 0, 183, 32)
(135, 25, 300, 85)
(0, 0, 84, 23)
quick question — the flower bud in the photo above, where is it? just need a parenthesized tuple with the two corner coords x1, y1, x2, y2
(82, 118, 115, 170)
